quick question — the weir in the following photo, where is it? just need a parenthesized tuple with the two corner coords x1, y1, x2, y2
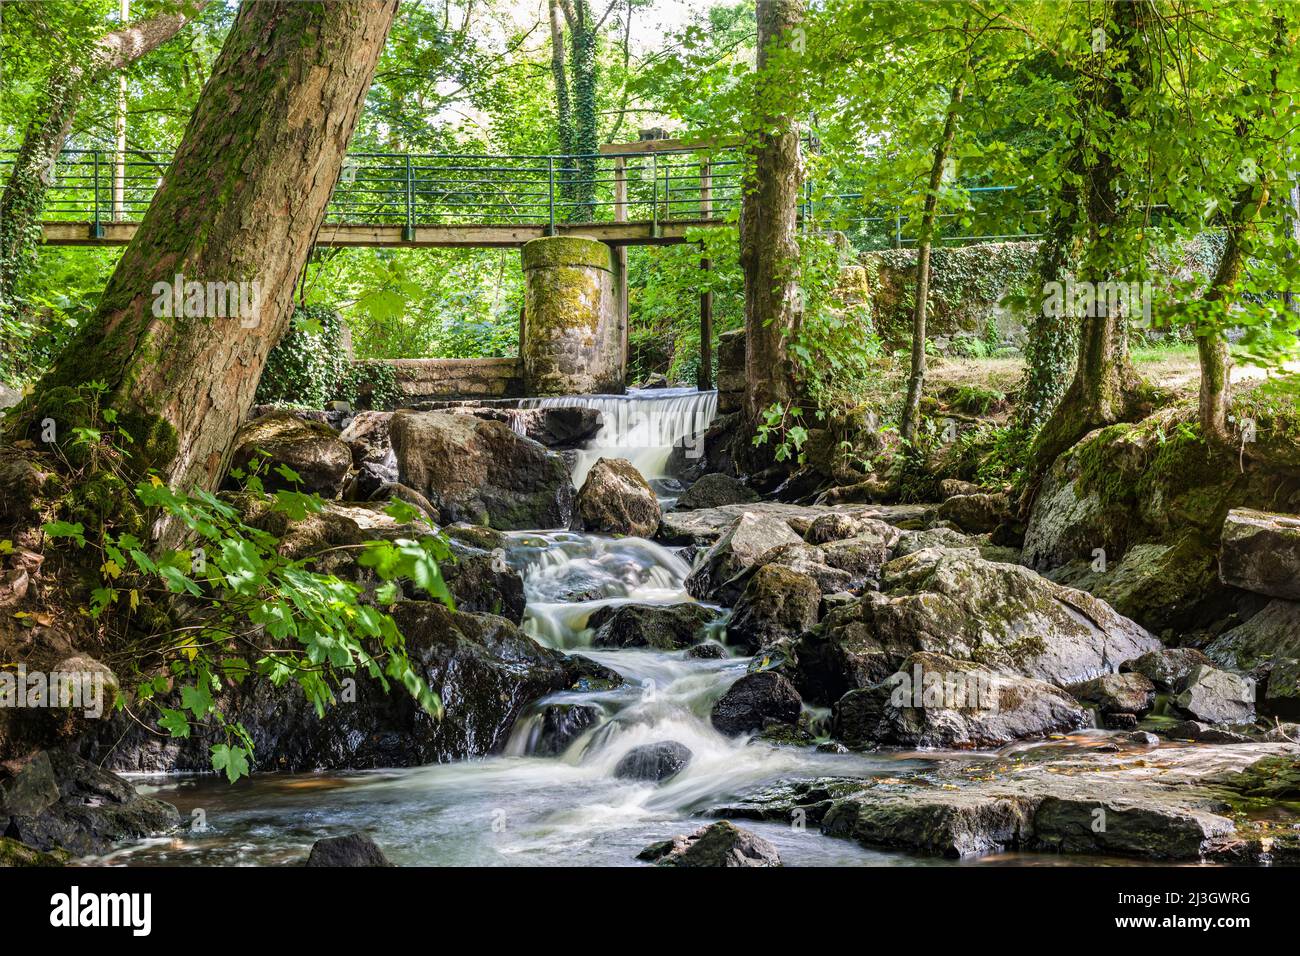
(519, 387, 718, 487)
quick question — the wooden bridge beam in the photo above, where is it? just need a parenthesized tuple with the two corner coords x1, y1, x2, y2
(40, 219, 723, 248)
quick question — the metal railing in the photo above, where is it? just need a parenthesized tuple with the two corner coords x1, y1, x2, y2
(0, 144, 1048, 249)
(0, 145, 747, 238)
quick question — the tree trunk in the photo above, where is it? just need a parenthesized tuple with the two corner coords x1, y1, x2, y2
(900, 72, 966, 443)
(0, 1, 207, 303)
(1030, 0, 1150, 472)
(16, 0, 398, 537)
(1016, 148, 1084, 437)
(741, 0, 804, 425)
(548, 0, 574, 160)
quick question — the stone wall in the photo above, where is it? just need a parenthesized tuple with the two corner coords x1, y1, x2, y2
(379, 357, 524, 403)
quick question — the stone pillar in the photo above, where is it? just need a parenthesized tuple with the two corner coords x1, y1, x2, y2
(522, 235, 624, 395)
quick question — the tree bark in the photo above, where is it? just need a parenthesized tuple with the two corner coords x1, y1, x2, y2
(900, 72, 966, 443)
(741, 0, 804, 425)
(0, 0, 207, 303)
(1030, 0, 1150, 472)
(16, 0, 398, 538)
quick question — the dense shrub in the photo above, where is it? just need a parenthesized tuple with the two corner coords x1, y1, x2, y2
(255, 305, 400, 410)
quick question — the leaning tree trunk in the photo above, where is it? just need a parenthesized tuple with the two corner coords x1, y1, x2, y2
(900, 71, 966, 444)
(1030, 0, 1150, 473)
(15, 0, 398, 537)
(741, 0, 805, 425)
(0, 1, 207, 304)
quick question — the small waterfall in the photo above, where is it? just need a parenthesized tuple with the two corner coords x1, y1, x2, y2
(519, 387, 718, 487)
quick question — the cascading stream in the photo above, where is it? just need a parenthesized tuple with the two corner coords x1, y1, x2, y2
(519, 387, 718, 488)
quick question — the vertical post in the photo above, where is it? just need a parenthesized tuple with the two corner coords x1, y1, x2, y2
(698, 157, 713, 391)
(614, 155, 628, 374)
(894, 212, 903, 248)
(403, 154, 415, 241)
(113, 0, 129, 221)
(650, 153, 658, 237)
(547, 156, 556, 235)
(91, 150, 105, 238)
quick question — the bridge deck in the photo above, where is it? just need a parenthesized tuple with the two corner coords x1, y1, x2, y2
(40, 218, 720, 248)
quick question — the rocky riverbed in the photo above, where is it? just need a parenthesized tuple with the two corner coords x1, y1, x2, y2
(3, 390, 1300, 867)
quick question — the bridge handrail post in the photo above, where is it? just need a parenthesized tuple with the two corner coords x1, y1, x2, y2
(650, 154, 659, 238)
(547, 156, 556, 235)
(91, 150, 105, 239)
(403, 155, 415, 241)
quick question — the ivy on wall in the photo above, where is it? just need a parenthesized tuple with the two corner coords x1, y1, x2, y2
(255, 305, 400, 410)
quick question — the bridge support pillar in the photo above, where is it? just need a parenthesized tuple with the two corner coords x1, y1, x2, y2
(521, 235, 624, 395)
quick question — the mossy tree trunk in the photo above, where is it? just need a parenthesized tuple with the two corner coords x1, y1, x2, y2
(16, 0, 397, 536)
(900, 70, 967, 444)
(0, 0, 207, 305)
(1016, 148, 1084, 437)
(1030, 0, 1151, 473)
(548, 0, 601, 221)
(740, 0, 804, 426)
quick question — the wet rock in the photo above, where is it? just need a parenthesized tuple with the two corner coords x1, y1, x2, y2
(1207, 599, 1300, 715)
(1030, 796, 1235, 860)
(793, 551, 1157, 704)
(1121, 647, 1213, 691)
(936, 492, 1012, 535)
(509, 406, 602, 447)
(229, 410, 352, 496)
(822, 789, 1036, 858)
(1174, 664, 1256, 725)
(711, 671, 803, 736)
(1216, 754, 1300, 800)
(657, 501, 931, 548)
(613, 741, 693, 783)
(1220, 508, 1300, 600)
(687, 642, 726, 660)
(1161, 720, 1254, 744)
(1, 750, 179, 856)
(525, 703, 602, 756)
(726, 565, 822, 654)
(685, 512, 803, 603)
(389, 410, 574, 530)
(574, 457, 660, 538)
(1123, 731, 1160, 746)
(675, 474, 760, 510)
(1067, 673, 1156, 716)
(339, 410, 394, 474)
(833, 652, 1087, 749)
(637, 821, 781, 867)
(0, 835, 66, 867)
(305, 834, 393, 867)
(588, 602, 718, 651)
(80, 603, 615, 773)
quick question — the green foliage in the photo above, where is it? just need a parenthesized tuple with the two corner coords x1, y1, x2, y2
(752, 401, 809, 464)
(255, 305, 398, 410)
(39, 384, 454, 783)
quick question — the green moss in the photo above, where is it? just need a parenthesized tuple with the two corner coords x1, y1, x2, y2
(0, 836, 67, 867)
(522, 235, 612, 272)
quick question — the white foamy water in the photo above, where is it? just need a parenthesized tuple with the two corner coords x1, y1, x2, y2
(519, 387, 718, 486)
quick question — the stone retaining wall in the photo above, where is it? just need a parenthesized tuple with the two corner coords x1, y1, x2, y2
(378, 357, 524, 402)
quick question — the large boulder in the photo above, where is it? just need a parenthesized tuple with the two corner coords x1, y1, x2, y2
(517, 702, 603, 756)
(1067, 672, 1156, 716)
(1121, 647, 1213, 691)
(306, 834, 393, 867)
(936, 492, 1013, 535)
(725, 564, 822, 654)
(229, 410, 352, 496)
(0, 750, 179, 856)
(1173, 664, 1256, 725)
(79, 603, 615, 773)
(1220, 509, 1300, 600)
(833, 652, 1087, 749)
(389, 410, 574, 530)
(574, 457, 660, 537)
(791, 550, 1157, 704)
(587, 602, 718, 650)
(613, 741, 693, 783)
(685, 512, 804, 603)
(675, 473, 760, 510)
(637, 821, 781, 867)
(805, 511, 900, 547)
(1206, 599, 1300, 714)
(710, 671, 803, 736)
